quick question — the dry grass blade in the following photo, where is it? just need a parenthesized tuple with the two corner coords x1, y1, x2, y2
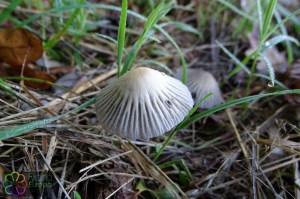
(294, 160, 300, 198)
(46, 68, 117, 110)
(262, 157, 300, 173)
(105, 178, 134, 199)
(121, 141, 187, 199)
(36, 147, 71, 199)
(58, 150, 70, 199)
(43, 134, 58, 171)
(79, 150, 133, 173)
(257, 138, 300, 155)
(226, 108, 250, 160)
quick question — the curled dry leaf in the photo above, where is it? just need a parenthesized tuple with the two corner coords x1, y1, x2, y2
(0, 28, 43, 66)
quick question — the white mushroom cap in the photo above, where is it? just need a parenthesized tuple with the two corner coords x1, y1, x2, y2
(176, 68, 224, 109)
(95, 67, 193, 140)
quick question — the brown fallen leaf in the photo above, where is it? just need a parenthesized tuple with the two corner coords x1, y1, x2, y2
(0, 28, 43, 67)
(0, 64, 56, 90)
(0, 28, 55, 89)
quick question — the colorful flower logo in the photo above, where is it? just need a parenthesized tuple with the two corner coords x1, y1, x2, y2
(2, 172, 28, 196)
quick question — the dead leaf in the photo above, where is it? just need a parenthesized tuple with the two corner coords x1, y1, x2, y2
(0, 28, 43, 66)
(0, 64, 56, 90)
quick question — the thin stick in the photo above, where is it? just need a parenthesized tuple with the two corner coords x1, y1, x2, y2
(79, 150, 133, 173)
(252, 142, 257, 199)
(225, 108, 249, 159)
(46, 68, 117, 108)
(105, 178, 134, 199)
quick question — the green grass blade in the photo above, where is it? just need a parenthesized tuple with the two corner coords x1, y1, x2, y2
(179, 89, 300, 130)
(1, 76, 79, 94)
(74, 191, 82, 199)
(178, 93, 213, 130)
(259, 53, 275, 87)
(0, 78, 17, 98)
(153, 94, 212, 162)
(117, 0, 128, 77)
(158, 27, 187, 83)
(261, 0, 277, 38)
(92, 33, 118, 44)
(277, 4, 300, 24)
(158, 159, 193, 181)
(256, 0, 263, 38)
(216, 40, 251, 75)
(120, 0, 172, 75)
(274, 9, 294, 64)
(253, 73, 287, 89)
(44, 8, 81, 49)
(0, 78, 36, 106)
(264, 9, 300, 40)
(260, 35, 299, 52)
(142, 59, 174, 75)
(0, 98, 96, 141)
(216, 0, 254, 21)
(18, 4, 141, 28)
(216, 40, 286, 88)
(159, 21, 200, 35)
(0, 0, 23, 24)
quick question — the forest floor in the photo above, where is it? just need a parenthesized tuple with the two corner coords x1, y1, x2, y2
(0, 0, 300, 198)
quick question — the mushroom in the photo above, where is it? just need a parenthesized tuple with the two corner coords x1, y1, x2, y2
(95, 67, 193, 140)
(176, 68, 223, 109)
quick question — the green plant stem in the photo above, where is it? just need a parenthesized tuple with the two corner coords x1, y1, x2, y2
(153, 94, 212, 162)
(245, 58, 258, 97)
(0, 98, 96, 141)
(153, 129, 178, 163)
(157, 27, 187, 83)
(117, 0, 127, 77)
(158, 159, 193, 181)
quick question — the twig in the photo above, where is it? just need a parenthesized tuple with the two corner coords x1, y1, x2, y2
(105, 178, 134, 199)
(79, 150, 133, 173)
(37, 147, 71, 199)
(225, 108, 249, 159)
(58, 149, 70, 199)
(252, 142, 257, 199)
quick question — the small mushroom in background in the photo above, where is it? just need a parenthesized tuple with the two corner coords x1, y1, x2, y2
(176, 68, 224, 109)
(95, 67, 193, 140)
